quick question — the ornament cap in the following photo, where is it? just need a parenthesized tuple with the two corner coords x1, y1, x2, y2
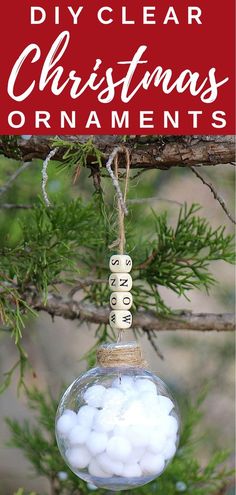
(96, 341, 146, 368)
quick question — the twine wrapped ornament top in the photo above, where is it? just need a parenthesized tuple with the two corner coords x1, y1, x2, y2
(96, 342, 146, 368)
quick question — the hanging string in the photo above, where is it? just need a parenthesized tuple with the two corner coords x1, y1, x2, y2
(106, 147, 129, 216)
(106, 146, 130, 255)
(106, 146, 131, 344)
(114, 148, 130, 255)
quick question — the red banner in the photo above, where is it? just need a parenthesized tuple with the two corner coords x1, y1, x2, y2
(0, 0, 235, 134)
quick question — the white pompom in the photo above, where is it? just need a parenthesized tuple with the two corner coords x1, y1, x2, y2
(148, 430, 167, 454)
(84, 384, 106, 408)
(129, 447, 146, 463)
(112, 375, 137, 398)
(63, 409, 77, 418)
(94, 408, 117, 433)
(77, 406, 97, 428)
(102, 387, 126, 412)
(106, 436, 132, 462)
(135, 378, 157, 395)
(88, 459, 110, 478)
(68, 424, 91, 446)
(122, 399, 146, 426)
(86, 431, 108, 455)
(57, 413, 77, 437)
(163, 440, 177, 460)
(165, 416, 179, 438)
(97, 452, 124, 476)
(122, 463, 142, 478)
(113, 425, 129, 437)
(157, 396, 175, 415)
(127, 425, 150, 448)
(140, 392, 160, 410)
(66, 446, 91, 469)
(140, 452, 165, 475)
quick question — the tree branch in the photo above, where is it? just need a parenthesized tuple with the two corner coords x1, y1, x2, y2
(191, 166, 236, 225)
(0, 135, 235, 170)
(0, 203, 33, 209)
(31, 293, 235, 332)
(0, 161, 32, 196)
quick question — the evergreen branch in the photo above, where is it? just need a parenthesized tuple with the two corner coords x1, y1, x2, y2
(0, 135, 235, 169)
(30, 295, 235, 332)
(191, 167, 236, 225)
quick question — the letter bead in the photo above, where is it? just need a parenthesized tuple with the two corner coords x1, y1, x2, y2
(109, 255, 132, 273)
(109, 273, 132, 292)
(109, 310, 132, 329)
(110, 292, 133, 310)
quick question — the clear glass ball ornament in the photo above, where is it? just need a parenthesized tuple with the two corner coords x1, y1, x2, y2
(55, 343, 180, 491)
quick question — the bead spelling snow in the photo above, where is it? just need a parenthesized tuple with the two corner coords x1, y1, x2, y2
(55, 254, 180, 490)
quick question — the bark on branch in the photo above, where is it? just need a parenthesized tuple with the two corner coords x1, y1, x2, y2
(0, 135, 235, 170)
(32, 293, 235, 332)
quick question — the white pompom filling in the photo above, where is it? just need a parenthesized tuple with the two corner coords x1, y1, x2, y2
(84, 384, 106, 408)
(148, 430, 167, 454)
(88, 459, 111, 478)
(135, 378, 157, 395)
(66, 446, 91, 469)
(68, 424, 91, 446)
(123, 463, 142, 478)
(57, 412, 77, 437)
(93, 408, 117, 433)
(77, 406, 97, 428)
(102, 388, 126, 412)
(106, 436, 132, 462)
(163, 440, 177, 460)
(127, 425, 150, 448)
(140, 453, 165, 475)
(157, 396, 175, 415)
(97, 452, 124, 476)
(58, 376, 179, 481)
(86, 431, 108, 455)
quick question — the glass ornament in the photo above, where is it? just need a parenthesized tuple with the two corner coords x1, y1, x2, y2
(55, 342, 180, 491)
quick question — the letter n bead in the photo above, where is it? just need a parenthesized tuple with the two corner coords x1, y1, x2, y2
(109, 310, 132, 329)
(109, 273, 132, 292)
(110, 292, 133, 310)
(109, 255, 132, 273)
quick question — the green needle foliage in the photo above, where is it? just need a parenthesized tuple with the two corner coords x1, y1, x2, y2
(52, 138, 104, 172)
(6, 388, 233, 495)
(0, 195, 235, 389)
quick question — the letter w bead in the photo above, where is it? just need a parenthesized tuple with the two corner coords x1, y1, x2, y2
(109, 310, 132, 329)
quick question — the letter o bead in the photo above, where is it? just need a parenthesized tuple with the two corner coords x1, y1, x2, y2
(109, 310, 132, 329)
(109, 255, 132, 273)
(109, 273, 132, 292)
(110, 292, 133, 310)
